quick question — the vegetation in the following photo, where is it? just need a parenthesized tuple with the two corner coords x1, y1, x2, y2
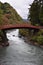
(0, 2, 23, 25)
(28, 0, 43, 26)
(28, 0, 43, 45)
(19, 29, 43, 45)
(0, 2, 23, 46)
(31, 29, 43, 45)
(19, 0, 43, 46)
(19, 29, 29, 37)
(0, 1, 43, 46)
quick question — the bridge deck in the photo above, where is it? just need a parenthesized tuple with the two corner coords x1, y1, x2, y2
(0, 24, 43, 30)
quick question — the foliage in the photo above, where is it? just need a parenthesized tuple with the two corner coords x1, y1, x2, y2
(27, 0, 43, 45)
(37, 35, 43, 45)
(31, 29, 43, 45)
(19, 0, 43, 45)
(39, 5, 43, 25)
(0, 2, 24, 43)
(37, 29, 43, 35)
(28, 0, 43, 26)
(19, 29, 43, 45)
(19, 29, 29, 37)
(0, 2, 23, 25)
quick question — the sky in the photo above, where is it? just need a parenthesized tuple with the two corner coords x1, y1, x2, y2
(0, 0, 34, 19)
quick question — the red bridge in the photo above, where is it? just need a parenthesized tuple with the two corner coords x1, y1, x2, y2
(0, 24, 43, 30)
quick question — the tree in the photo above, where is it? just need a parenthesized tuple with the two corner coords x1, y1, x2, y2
(39, 0, 43, 25)
(28, 0, 43, 26)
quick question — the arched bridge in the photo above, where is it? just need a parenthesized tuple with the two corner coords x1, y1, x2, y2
(0, 24, 43, 30)
(0, 24, 43, 47)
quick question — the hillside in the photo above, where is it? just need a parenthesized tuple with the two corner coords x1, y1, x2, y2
(0, 2, 23, 25)
(0, 2, 24, 47)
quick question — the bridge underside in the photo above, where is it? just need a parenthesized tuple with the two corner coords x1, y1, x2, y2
(0, 24, 43, 30)
(2, 27, 39, 30)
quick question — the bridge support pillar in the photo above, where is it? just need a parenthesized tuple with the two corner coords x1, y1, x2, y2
(0, 30, 9, 47)
(28, 28, 39, 36)
(2, 30, 8, 41)
(29, 29, 34, 36)
(33, 29, 39, 35)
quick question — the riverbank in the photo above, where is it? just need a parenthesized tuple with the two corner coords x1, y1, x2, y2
(20, 37, 43, 48)
(0, 31, 9, 47)
(22, 36, 43, 48)
(0, 41, 9, 47)
(19, 29, 43, 48)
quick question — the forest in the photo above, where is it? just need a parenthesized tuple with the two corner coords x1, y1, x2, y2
(19, 0, 43, 46)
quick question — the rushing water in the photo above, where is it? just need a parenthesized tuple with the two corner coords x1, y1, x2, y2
(0, 29, 43, 65)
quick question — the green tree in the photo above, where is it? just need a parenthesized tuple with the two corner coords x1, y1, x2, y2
(28, 0, 43, 26)
(39, 0, 43, 25)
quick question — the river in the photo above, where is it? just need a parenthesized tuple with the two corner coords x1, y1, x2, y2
(0, 29, 43, 65)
